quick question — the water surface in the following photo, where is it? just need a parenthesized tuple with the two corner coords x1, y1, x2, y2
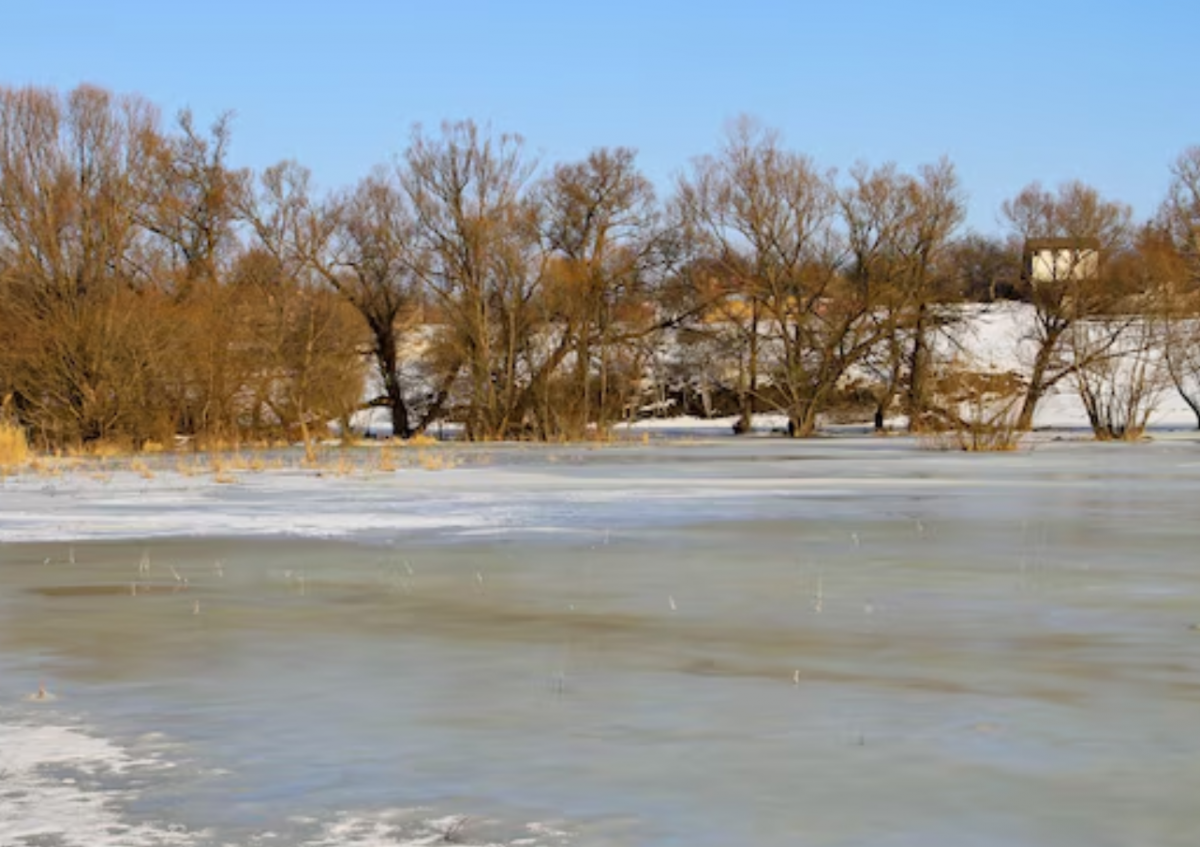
(2, 437, 1200, 845)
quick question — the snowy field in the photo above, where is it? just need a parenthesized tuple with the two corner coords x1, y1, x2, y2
(3, 435, 1200, 846)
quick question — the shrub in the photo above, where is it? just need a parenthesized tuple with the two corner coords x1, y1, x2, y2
(919, 364, 1025, 452)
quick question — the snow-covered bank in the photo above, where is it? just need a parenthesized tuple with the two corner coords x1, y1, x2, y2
(347, 303, 1200, 439)
(957, 303, 1200, 430)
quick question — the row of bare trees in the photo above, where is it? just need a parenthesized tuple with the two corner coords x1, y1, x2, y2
(2, 84, 1198, 448)
(0, 86, 362, 450)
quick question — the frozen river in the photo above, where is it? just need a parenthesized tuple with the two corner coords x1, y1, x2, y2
(2, 436, 1200, 845)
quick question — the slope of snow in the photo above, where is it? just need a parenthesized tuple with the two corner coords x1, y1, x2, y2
(349, 303, 1200, 437)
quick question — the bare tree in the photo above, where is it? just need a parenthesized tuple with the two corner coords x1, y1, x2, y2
(839, 159, 965, 431)
(537, 147, 662, 435)
(0, 84, 166, 444)
(1067, 239, 1173, 439)
(660, 255, 761, 427)
(1156, 148, 1200, 426)
(1163, 312, 1200, 428)
(136, 110, 246, 294)
(1001, 181, 1134, 430)
(679, 118, 892, 437)
(1072, 316, 1166, 440)
(230, 246, 365, 455)
(948, 233, 1021, 302)
(300, 171, 430, 439)
(133, 110, 255, 440)
(401, 120, 542, 439)
(259, 285, 365, 459)
(1160, 147, 1200, 288)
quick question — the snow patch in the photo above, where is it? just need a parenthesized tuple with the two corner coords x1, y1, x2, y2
(0, 719, 201, 847)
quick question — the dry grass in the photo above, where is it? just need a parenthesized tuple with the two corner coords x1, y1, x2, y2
(129, 458, 155, 479)
(194, 435, 243, 453)
(1, 424, 471, 481)
(70, 439, 134, 459)
(415, 449, 458, 471)
(174, 457, 202, 477)
(0, 418, 30, 470)
(334, 453, 356, 476)
(919, 426, 1024, 453)
(224, 453, 268, 473)
(25, 455, 62, 477)
(919, 365, 1026, 453)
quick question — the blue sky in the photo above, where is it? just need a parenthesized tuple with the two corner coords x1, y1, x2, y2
(2, 1, 1196, 233)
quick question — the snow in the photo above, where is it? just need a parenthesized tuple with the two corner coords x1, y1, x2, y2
(0, 715, 568, 846)
(349, 304, 1199, 438)
(951, 303, 1197, 429)
(0, 455, 937, 544)
(0, 719, 200, 847)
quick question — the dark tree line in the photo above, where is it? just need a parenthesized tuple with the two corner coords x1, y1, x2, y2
(2, 85, 1197, 449)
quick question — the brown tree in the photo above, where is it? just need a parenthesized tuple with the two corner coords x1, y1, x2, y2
(1160, 147, 1200, 288)
(300, 171, 429, 439)
(401, 121, 542, 439)
(0, 84, 168, 444)
(136, 110, 245, 295)
(948, 233, 1021, 302)
(135, 110, 253, 439)
(1001, 181, 1134, 430)
(840, 159, 965, 431)
(678, 119, 888, 437)
(230, 247, 365, 455)
(537, 147, 662, 435)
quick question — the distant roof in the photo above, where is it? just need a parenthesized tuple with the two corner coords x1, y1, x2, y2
(1024, 237, 1101, 251)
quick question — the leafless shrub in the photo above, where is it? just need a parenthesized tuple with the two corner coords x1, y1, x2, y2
(1072, 316, 1168, 440)
(920, 362, 1025, 451)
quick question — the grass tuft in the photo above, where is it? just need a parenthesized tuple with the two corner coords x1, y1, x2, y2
(0, 417, 30, 470)
(416, 449, 458, 471)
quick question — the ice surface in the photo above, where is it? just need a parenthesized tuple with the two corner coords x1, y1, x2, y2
(3, 437, 1200, 846)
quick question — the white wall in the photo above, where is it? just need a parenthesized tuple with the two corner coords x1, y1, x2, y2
(1030, 248, 1098, 283)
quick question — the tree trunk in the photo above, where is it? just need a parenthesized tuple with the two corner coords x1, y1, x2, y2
(906, 303, 930, 432)
(298, 417, 316, 464)
(788, 401, 821, 438)
(739, 298, 759, 434)
(382, 363, 410, 441)
(368, 321, 411, 440)
(1016, 329, 1062, 431)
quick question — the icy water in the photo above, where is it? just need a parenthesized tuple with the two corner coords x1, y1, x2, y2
(3, 437, 1200, 846)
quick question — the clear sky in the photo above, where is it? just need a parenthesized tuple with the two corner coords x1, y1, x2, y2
(2, 0, 1196, 234)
